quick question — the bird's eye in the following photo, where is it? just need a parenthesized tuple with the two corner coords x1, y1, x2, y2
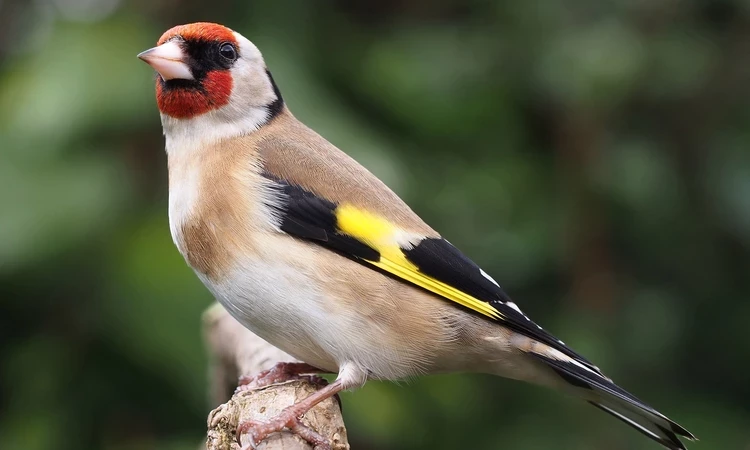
(219, 43, 237, 61)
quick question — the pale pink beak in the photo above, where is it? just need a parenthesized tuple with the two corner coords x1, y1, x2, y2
(137, 40, 194, 81)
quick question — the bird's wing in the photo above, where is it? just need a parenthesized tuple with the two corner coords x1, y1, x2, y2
(254, 111, 596, 372)
(262, 172, 599, 373)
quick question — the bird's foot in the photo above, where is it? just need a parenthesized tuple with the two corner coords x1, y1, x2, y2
(237, 411, 331, 450)
(236, 362, 327, 393)
(236, 374, 345, 449)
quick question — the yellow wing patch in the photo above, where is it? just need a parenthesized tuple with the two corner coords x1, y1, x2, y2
(335, 204, 502, 320)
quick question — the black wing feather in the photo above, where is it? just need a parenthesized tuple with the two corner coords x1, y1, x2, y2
(404, 237, 599, 371)
(267, 175, 380, 261)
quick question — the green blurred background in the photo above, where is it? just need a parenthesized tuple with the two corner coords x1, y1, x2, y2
(1, 0, 749, 449)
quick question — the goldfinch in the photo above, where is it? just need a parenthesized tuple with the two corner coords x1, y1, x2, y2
(138, 22, 696, 450)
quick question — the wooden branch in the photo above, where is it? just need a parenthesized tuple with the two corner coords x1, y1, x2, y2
(202, 303, 350, 450)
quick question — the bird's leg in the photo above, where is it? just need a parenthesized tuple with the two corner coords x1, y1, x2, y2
(236, 362, 327, 393)
(237, 379, 345, 450)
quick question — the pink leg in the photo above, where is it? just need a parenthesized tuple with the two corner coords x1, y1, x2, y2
(236, 362, 328, 393)
(237, 379, 345, 450)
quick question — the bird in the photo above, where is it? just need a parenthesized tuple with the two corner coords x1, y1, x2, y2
(138, 22, 696, 450)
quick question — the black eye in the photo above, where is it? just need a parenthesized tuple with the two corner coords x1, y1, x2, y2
(219, 43, 237, 61)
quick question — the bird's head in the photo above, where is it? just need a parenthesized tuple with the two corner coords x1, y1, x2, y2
(138, 23, 283, 149)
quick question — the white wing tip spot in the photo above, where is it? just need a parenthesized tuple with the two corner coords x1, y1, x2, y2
(480, 269, 500, 287)
(505, 301, 522, 313)
(503, 300, 535, 322)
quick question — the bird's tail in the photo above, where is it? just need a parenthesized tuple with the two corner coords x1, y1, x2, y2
(529, 352, 697, 450)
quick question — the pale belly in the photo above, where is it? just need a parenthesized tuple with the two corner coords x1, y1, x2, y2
(188, 233, 465, 382)
(196, 255, 342, 374)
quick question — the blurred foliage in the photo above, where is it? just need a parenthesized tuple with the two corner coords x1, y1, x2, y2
(1, 0, 749, 449)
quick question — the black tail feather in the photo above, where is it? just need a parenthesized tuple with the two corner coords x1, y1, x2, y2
(529, 352, 696, 449)
(589, 401, 687, 450)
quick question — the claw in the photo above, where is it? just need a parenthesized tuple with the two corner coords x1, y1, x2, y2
(208, 402, 233, 428)
(236, 419, 260, 446)
(289, 418, 332, 450)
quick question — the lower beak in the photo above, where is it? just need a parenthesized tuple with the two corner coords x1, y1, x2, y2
(137, 40, 194, 81)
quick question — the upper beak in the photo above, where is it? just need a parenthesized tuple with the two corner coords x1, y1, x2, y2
(137, 40, 194, 81)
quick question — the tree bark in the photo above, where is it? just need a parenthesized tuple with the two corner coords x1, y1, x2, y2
(202, 303, 350, 450)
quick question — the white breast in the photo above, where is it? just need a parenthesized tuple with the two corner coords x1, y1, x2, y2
(167, 158, 201, 255)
